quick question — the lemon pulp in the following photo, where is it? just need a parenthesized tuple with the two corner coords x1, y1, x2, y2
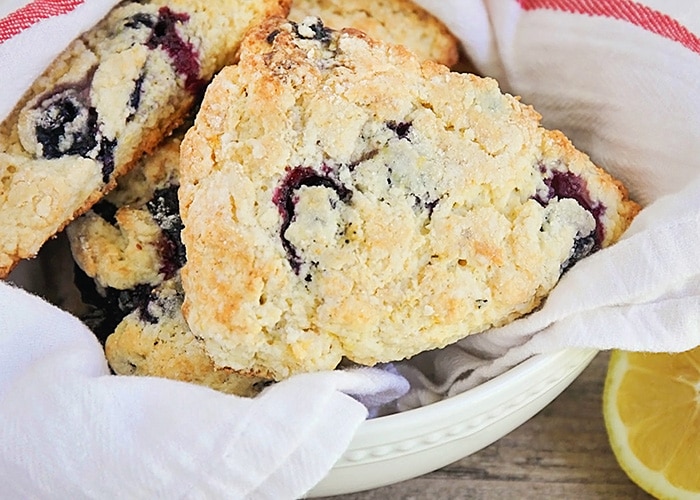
(604, 348, 700, 499)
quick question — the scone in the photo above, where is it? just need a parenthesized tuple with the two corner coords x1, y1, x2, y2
(68, 132, 184, 298)
(105, 276, 266, 397)
(0, 0, 290, 277)
(179, 17, 639, 382)
(68, 130, 265, 395)
(289, 0, 459, 67)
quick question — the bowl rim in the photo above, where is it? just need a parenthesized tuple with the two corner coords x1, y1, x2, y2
(309, 347, 599, 496)
(344, 347, 599, 451)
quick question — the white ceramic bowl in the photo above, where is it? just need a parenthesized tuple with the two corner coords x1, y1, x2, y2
(307, 347, 598, 497)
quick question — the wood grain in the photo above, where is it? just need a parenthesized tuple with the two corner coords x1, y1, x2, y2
(321, 352, 654, 499)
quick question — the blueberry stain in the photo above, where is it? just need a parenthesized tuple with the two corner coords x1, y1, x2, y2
(535, 166, 607, 248)
(562, 231, 596, 273)
(407, 190, 439, 219)
(272, 166, 351, 274)
(534, 164, 610, 271)
(145, 7, 203, 93)
(33, 84, 117, 182)
(34, 88, 98, 159)
(124, 12, 155, 30)
(30, 6, 204, 185)
(294, 18, 333, 44)
(97, 138, 116, 182)
(127, 72, 146, 121)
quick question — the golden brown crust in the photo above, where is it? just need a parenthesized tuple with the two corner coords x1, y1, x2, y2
(68, 128, 268, 396)
(67, 134, 183, 290)
(538, 129, 641, 245)
(104, 277, 264, 397)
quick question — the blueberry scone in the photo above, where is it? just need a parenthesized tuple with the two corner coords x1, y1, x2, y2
(179, 17, 639, 382)
(105, 277, 265, 397)
(67, 131, 265, 395)
(68, 133, 184, 299)
(289, 0, 459, 67)
(0, 0, 290, 277)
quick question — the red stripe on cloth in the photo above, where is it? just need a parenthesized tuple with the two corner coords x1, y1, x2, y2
(517, 0, 700, 55)
(0, 0, 85, 44)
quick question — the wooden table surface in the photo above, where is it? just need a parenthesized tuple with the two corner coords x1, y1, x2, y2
(322, 351, 654, 500)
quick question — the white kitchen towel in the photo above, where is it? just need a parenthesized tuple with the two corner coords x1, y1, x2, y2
(0, 0, 119, 122)
(0, 280, 408, 499)
(1, 0, 699, 497)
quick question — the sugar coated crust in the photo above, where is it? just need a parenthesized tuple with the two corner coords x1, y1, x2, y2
(0, 0, 290, 277)
(67, 0, 455, 393)
(289, 0, 459, 67)
(179, 17, 639, 381)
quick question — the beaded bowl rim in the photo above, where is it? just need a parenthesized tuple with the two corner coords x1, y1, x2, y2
(309, 347, 598, 497)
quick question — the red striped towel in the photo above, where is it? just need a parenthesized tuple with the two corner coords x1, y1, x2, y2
(0, 0, 118, 120)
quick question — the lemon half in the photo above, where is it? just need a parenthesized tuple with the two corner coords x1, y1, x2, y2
(603, 348, 700, 499)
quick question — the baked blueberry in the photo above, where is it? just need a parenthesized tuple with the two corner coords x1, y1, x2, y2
(273, 166, 351, 273)
(288, 0, 460, 67)
(147, 185, 186, 277)
(145, 7, 204, 93)
(33, 87, 99, 159)
(387, 120, 412, 140)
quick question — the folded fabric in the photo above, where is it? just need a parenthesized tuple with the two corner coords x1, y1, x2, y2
(395, 175, 700, 409)
(1, 0, 699, 497)
(0, 281, 408, 498)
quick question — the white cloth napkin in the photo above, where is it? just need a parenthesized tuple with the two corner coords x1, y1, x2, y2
(1, 0, 699, 497)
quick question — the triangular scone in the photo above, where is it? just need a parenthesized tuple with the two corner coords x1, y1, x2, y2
(179, 17, 639, 381)
(0, 0, 290, 277)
